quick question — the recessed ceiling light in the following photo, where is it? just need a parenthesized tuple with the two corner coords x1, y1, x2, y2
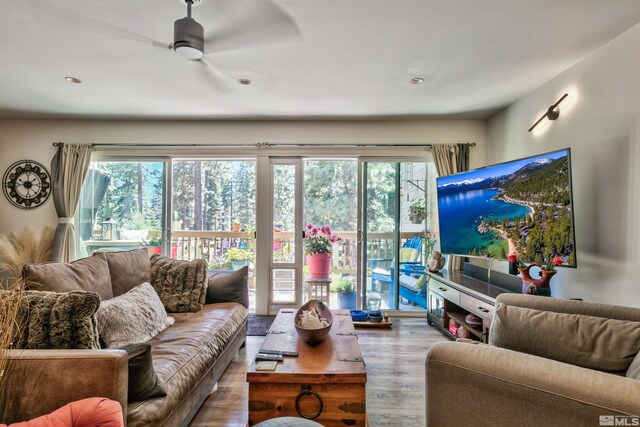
(238, 79, 251, 85)
(64, 76, 82, 84)
(410, 77, 424, 85)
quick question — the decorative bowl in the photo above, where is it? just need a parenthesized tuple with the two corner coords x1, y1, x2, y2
(350, 310, 368, 322)
(465, 313, 482, 328)
(368, 313, 383, 323)
(294, 300, 333, 346)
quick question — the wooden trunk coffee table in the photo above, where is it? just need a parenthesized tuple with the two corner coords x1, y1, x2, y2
(247, 308, 367, 426)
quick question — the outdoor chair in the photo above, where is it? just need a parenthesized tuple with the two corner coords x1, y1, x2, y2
(388, 264, 428, 309)
(370, 236, 423, 292)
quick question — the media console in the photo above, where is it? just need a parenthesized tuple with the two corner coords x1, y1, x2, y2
(426, 263, 521, 342)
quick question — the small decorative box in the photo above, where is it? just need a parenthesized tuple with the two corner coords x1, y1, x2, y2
(449, 320, 460, 336)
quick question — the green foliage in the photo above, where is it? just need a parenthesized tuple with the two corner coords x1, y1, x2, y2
(409, 198, 427, 221)
(304, 161, 357, 231)
(366, 163, 396, 232)
(223, 247, 253, 262)
(503, 157, 570, 206)
(142, 237, 163, 246)
(95, 162, 162, 233)
(336, 276, 355, 294)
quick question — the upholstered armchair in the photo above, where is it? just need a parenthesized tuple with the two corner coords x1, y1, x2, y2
(425, 294, 640, 427)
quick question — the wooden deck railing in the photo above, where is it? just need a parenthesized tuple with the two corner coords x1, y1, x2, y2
(171, 230, 421, 273)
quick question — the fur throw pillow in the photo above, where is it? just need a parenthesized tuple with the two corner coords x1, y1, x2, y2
(11, 290, 101, 350)
(96, 282, 174, 348)
(149, 254, 208, 312)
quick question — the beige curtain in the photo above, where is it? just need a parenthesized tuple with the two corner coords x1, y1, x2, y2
(432, 144, 470, 271)
(50, 143, 93, 262)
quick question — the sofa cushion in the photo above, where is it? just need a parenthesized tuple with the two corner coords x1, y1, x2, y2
(399, 274, 426, 292)
(22, 252, 113, 300)
(11, 290, 100, 349)
(126, 303, 248, 425)
(102, 248, 151, 297)
(206, 267, 249, 308)
(96, 282, 174, 348)
(149, 255, 208, 313)
(120, 343, 167, 402)
(489, 303, 640, 374)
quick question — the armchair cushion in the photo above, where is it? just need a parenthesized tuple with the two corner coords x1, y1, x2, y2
(489, 303, 640, 375)
(399, 274, 426, 292)
(626, 351, 640, 379)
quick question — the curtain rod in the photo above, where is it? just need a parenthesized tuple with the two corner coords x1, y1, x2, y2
(52, 142, 476, 148)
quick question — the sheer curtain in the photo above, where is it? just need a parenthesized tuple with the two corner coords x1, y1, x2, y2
(432, 143, 470, 271)
(50, 143, 93, 262)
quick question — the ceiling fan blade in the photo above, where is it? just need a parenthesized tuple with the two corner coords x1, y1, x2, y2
(192, 58, 232, 92)
(29, 0, 168, 49)
(203, 0, 302, 54)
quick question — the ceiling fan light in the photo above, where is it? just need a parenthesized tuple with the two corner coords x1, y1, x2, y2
(174, 17, 204, 59)
(175, 45, 203, 60)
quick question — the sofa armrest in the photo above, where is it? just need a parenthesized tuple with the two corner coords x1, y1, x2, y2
(426, 342, 640, 427)
(0, 349, 128, 424)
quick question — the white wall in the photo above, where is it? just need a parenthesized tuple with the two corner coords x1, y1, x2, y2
(0, 119, 486, 235)
(479, 23, 640, 307)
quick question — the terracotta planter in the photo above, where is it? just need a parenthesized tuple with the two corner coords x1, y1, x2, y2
(519, 263, 556, 296)
(233, 223, 241, 232)
(146, 246, 162, 256)
(306, 253, 332, 279)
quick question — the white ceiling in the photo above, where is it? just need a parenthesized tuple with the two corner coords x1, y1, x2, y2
(1, 0, 639, 120)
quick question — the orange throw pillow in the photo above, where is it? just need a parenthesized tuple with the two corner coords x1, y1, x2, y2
(5, 398, 123, 427)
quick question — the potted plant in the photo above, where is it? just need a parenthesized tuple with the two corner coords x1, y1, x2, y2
(232, 220, 241, 232)
(142, 236, 163, 255)
(409, 199, 427, 224)
(223, 247, 253, 270)
(336, 276, 356, 309)
(304, 223, 342, 279)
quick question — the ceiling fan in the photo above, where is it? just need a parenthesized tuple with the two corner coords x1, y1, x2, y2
(30, 0, 302, 86)
(173, 0, 205, 60)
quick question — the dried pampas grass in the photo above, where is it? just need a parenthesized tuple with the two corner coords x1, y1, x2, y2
(0, 279, 25, 389)
(0, 226, 55, 278)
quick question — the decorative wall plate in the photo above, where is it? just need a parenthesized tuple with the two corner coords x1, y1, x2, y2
(2, 160, 52, 209)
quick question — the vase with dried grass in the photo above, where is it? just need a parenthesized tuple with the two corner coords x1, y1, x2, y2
(0, 226, 54, 282)
(0, 278, 25, 399)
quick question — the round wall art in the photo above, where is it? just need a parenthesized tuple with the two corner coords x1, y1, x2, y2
(2, 160, 52, 209)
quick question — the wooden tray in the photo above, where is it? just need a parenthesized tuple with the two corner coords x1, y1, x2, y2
(353, 321, 393, 328)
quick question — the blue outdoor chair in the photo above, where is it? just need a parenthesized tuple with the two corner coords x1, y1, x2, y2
(370, 236, 423, 292)
(388, 264, 428, 309)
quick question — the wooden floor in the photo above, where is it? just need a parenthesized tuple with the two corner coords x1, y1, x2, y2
(189, 318, 448, 427)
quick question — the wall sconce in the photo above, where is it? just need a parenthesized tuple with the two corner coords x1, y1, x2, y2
(528, 93, 569, 132)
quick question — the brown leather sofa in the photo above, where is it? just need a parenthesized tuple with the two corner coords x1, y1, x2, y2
(1, 251, 248, 427)
(425, 294, 640, 427)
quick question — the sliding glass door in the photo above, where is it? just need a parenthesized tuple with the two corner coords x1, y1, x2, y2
(360, 160, 430, 312)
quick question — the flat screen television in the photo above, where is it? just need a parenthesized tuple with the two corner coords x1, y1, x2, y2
(436, 148, 576, 267)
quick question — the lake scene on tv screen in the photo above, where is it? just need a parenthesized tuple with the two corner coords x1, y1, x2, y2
(437, 148, 575, 266)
